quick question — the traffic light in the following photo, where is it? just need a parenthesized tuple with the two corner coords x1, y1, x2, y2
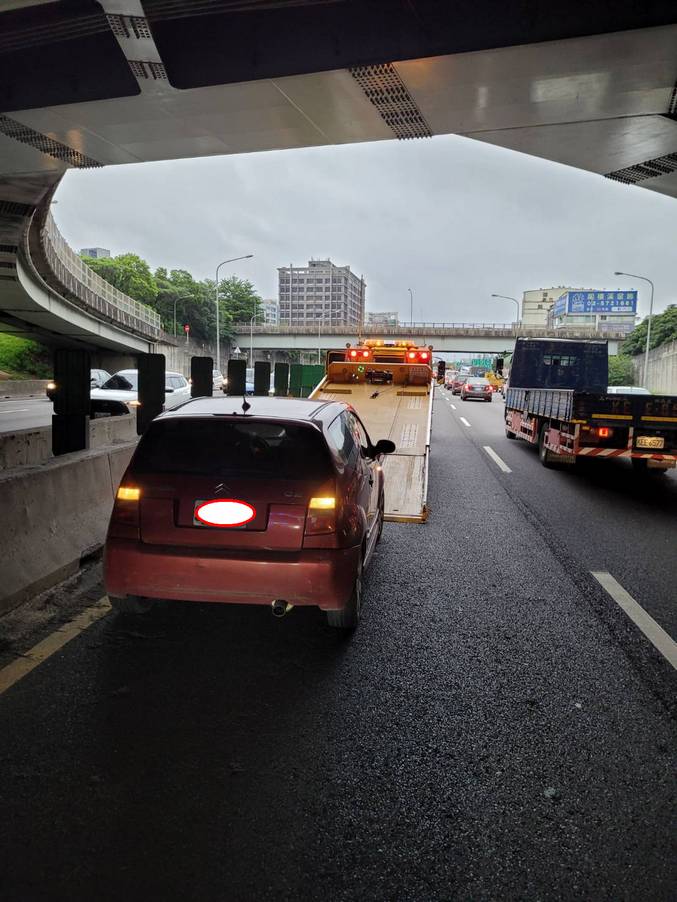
(436, 360, 446, 382)
(495, 357, 504, 375)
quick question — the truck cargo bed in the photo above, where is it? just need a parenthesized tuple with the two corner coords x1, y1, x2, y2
(312, 380, 432, 521)
(506, 387, 677, 427)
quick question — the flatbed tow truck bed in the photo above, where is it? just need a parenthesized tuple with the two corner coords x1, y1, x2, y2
(311, 378, 432, 522)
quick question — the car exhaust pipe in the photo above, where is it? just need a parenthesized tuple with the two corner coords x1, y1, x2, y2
(271, 600, 293, 618)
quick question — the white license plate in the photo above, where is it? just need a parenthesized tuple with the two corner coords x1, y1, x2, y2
(636, 436, 664, 449)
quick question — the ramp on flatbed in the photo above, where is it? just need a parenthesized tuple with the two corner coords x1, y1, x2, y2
(313, 381, 431, 521)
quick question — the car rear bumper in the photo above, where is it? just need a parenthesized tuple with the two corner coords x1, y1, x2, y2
(104, 539, 361, 609)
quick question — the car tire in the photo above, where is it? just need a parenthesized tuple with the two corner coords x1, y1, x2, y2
(326, 558, 362, 631)
(461, 395, 467, 401)
(487, 398, 492, 403)
(376, 494, 385, 544)
(108, 594, 154, 615)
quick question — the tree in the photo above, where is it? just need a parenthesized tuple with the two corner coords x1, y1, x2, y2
(622, 304, 677, 355)
(203, 275, 263, 341)
(82, 253, 158, 306)
(608, 355, 636, 386)
(154, 268, 214, 341)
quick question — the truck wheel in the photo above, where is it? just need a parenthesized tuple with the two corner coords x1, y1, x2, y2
(108, 595, 154, 615)
(326, 559, 362, 631)
(538, 424, 557, 468)
(505, 427, 517, 439)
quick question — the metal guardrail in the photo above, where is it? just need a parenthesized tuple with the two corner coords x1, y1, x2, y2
(41, 212, 162, 339)
(237, 322, 629, 339)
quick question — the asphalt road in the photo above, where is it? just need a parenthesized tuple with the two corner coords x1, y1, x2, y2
(0, 388, 674, 901)
(0, 396, 52, 431)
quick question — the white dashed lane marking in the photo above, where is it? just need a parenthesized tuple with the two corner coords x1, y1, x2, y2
(483, 445, 512, 473)
(460, 417, 471, 428)
(591, 572, 677, 670)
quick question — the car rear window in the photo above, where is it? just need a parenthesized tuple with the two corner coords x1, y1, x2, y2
(104, 373, 137, 390)
(132, 418, 333, 480)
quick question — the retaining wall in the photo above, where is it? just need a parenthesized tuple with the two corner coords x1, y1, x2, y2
(633, 339, 677, 394)
(0, 441, 136, 616)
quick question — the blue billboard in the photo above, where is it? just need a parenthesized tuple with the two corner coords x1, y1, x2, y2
(554, 290, 637, 316)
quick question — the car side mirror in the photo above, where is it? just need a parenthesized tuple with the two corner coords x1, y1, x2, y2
(371, 439, 396, 456)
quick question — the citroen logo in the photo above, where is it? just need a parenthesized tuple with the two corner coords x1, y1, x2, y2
(213, 482, 230, 496)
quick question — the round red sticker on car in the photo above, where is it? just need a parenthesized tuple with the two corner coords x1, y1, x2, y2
(195, 500, 255, 528)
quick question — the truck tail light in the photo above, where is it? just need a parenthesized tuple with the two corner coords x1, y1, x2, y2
(407, 351, 417, 360)
(598, 427, 611, 438)
(362, 350, 370, 359)
(109, 483, 141, 539)
(419, 351, 429, 362)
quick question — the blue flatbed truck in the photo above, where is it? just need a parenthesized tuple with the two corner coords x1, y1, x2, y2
(504, 338, 677, 473)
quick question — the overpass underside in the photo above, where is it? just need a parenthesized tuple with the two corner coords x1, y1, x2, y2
(0, 1, 676, 351)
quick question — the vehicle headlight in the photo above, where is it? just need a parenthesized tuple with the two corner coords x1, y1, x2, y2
(47, 381, 56, 390)
(128, 400, 141, 408)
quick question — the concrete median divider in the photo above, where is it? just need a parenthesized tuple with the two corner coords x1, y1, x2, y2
(0, 379, 49, 399)
(0, 440, 136, 616)
(0, 413, 136, 469)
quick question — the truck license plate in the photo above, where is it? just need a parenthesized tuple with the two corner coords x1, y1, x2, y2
(636, 435, 664, 449)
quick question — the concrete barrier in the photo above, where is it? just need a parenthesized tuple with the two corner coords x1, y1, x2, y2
(0, 440, 136, 616)
(0, 379, 49, 399)
(0, 414, 136, 470)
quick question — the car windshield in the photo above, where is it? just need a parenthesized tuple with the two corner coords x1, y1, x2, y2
(102, 373, 137, 391)
(133, 418, 333, 480)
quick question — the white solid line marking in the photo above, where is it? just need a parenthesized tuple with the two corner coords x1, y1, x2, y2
(0, 408, 30, 414)
(450, 403, 457, 410)
(460, 417, 471, 427)
(0, 598, 111, 696)
(483, 445, 512, 473)
(591, 572, 677, 670)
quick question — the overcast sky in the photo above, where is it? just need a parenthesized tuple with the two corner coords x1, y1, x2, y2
(54, 133, 677, 324)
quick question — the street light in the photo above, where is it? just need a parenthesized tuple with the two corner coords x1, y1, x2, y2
(408, 288, 414, 327)
(215, 254, 254, 369)
(491, 293, 520, 324)
(615, 271, 654, 388)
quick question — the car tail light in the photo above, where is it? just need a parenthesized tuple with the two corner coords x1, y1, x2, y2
(305, 486, 337, 536)
(109, 483, 141, 539)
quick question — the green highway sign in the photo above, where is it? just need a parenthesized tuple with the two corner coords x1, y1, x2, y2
(471, 358, 492, 367)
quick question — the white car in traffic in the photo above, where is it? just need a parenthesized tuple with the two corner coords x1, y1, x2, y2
(90, 369, 191, 416)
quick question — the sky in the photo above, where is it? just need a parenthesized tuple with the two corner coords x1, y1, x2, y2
(53, 133, 677, 325)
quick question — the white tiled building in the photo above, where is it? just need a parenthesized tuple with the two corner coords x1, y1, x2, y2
(278, 259, 365, 327)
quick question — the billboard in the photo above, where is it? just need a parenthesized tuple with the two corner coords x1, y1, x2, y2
(555, 290, 637, 316)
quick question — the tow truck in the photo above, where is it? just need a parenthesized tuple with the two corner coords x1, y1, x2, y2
(505, 338, 677, 473)
(310, 339, 434, 521)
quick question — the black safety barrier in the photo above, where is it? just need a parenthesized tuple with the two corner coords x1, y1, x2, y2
(191, 356, 213, 398)
(254, 361, 271, 395)
(137, 353, 165, 435)
(227, 358, 246, 396)
(273, 362, 289, 397)
(52, 348, 90, 455)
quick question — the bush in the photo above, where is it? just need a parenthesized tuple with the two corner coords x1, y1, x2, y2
(0, 334, 52, 378)
(608, 355, 636, 386)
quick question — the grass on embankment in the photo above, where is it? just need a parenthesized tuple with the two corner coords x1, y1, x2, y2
(0, 334, 52, 379)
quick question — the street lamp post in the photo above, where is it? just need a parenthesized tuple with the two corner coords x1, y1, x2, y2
(615, 271, 654, 388)
(173, 294, 192, 338)
(249, 311, 262, 367)
(408, 288, 414, 327)
(215, 254, 254, 370)
(491, 293, 520, 325)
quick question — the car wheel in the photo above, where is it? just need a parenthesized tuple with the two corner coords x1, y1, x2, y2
(326, 558, 362, 630)
(487, 397, 492, 402)
(376, 494, 385, 544)
(108, 594, 154, 615)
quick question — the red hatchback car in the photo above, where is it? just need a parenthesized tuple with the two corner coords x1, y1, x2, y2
(104, 396, 395, 630)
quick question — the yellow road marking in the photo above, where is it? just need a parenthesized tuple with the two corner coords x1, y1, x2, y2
(591, 413, 632, 420)
(0, 597, 111, 696)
